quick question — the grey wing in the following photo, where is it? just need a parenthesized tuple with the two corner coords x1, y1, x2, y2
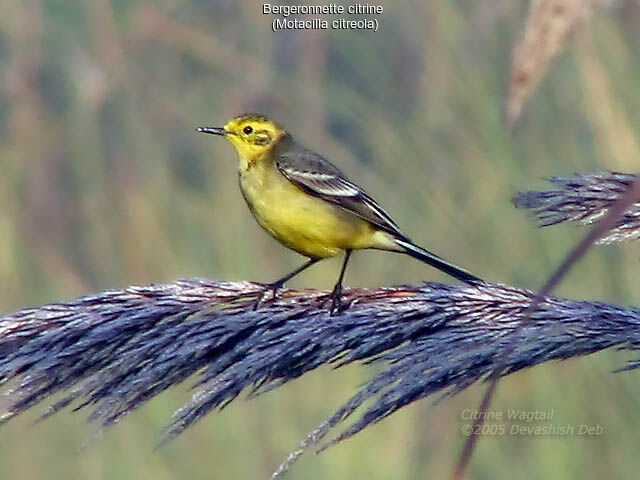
(276, 143, 408, 239)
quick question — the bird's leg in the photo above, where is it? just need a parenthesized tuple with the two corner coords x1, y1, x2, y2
(253, 258, 318, 309)
(329, 250, 352, 315)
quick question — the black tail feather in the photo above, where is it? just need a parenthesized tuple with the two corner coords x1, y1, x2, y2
(394, 238, 483, 285)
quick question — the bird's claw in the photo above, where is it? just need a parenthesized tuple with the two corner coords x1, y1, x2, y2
(252, 281, 347, 315)
(252, 281, 283, 310)
(328, 284, 344, 316)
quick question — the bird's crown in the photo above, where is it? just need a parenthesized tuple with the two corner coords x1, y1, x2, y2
(223, 113, 286, 147)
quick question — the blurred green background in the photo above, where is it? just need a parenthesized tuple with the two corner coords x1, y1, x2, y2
(1, 0, 640, 478)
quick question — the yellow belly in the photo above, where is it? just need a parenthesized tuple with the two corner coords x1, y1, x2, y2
(238, 160, 390, 259)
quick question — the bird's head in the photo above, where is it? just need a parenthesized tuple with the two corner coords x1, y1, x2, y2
(197, 113, 287, 160)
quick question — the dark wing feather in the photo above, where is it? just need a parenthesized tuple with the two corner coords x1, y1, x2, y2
(275, 138, 407, 239)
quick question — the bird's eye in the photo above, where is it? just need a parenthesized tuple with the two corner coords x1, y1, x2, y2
(243, 126, 253, 135)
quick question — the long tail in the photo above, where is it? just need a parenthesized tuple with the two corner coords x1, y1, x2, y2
(394, 238, 484, 285)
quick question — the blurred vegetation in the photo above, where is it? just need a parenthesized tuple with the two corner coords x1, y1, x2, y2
(1, 0, 640, 478)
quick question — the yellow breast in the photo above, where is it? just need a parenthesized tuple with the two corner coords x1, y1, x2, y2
(237, 156, 382, 259)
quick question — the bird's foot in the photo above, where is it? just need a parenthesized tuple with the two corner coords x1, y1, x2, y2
(328, 284, 344, 316)
(252, 281, 284, 310)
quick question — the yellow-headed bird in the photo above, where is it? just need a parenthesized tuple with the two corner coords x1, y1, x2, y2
(198, 113, 482, 313)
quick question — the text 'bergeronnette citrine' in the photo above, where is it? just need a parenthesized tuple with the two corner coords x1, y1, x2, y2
(197, 113, 482, 313)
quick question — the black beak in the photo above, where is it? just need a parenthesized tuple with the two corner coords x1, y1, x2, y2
(196, 126, 227, 136)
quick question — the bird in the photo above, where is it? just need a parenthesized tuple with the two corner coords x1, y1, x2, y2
(197, 113, 482, 313)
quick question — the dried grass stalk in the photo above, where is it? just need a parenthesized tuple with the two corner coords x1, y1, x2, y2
(506, 0, 596, 126)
